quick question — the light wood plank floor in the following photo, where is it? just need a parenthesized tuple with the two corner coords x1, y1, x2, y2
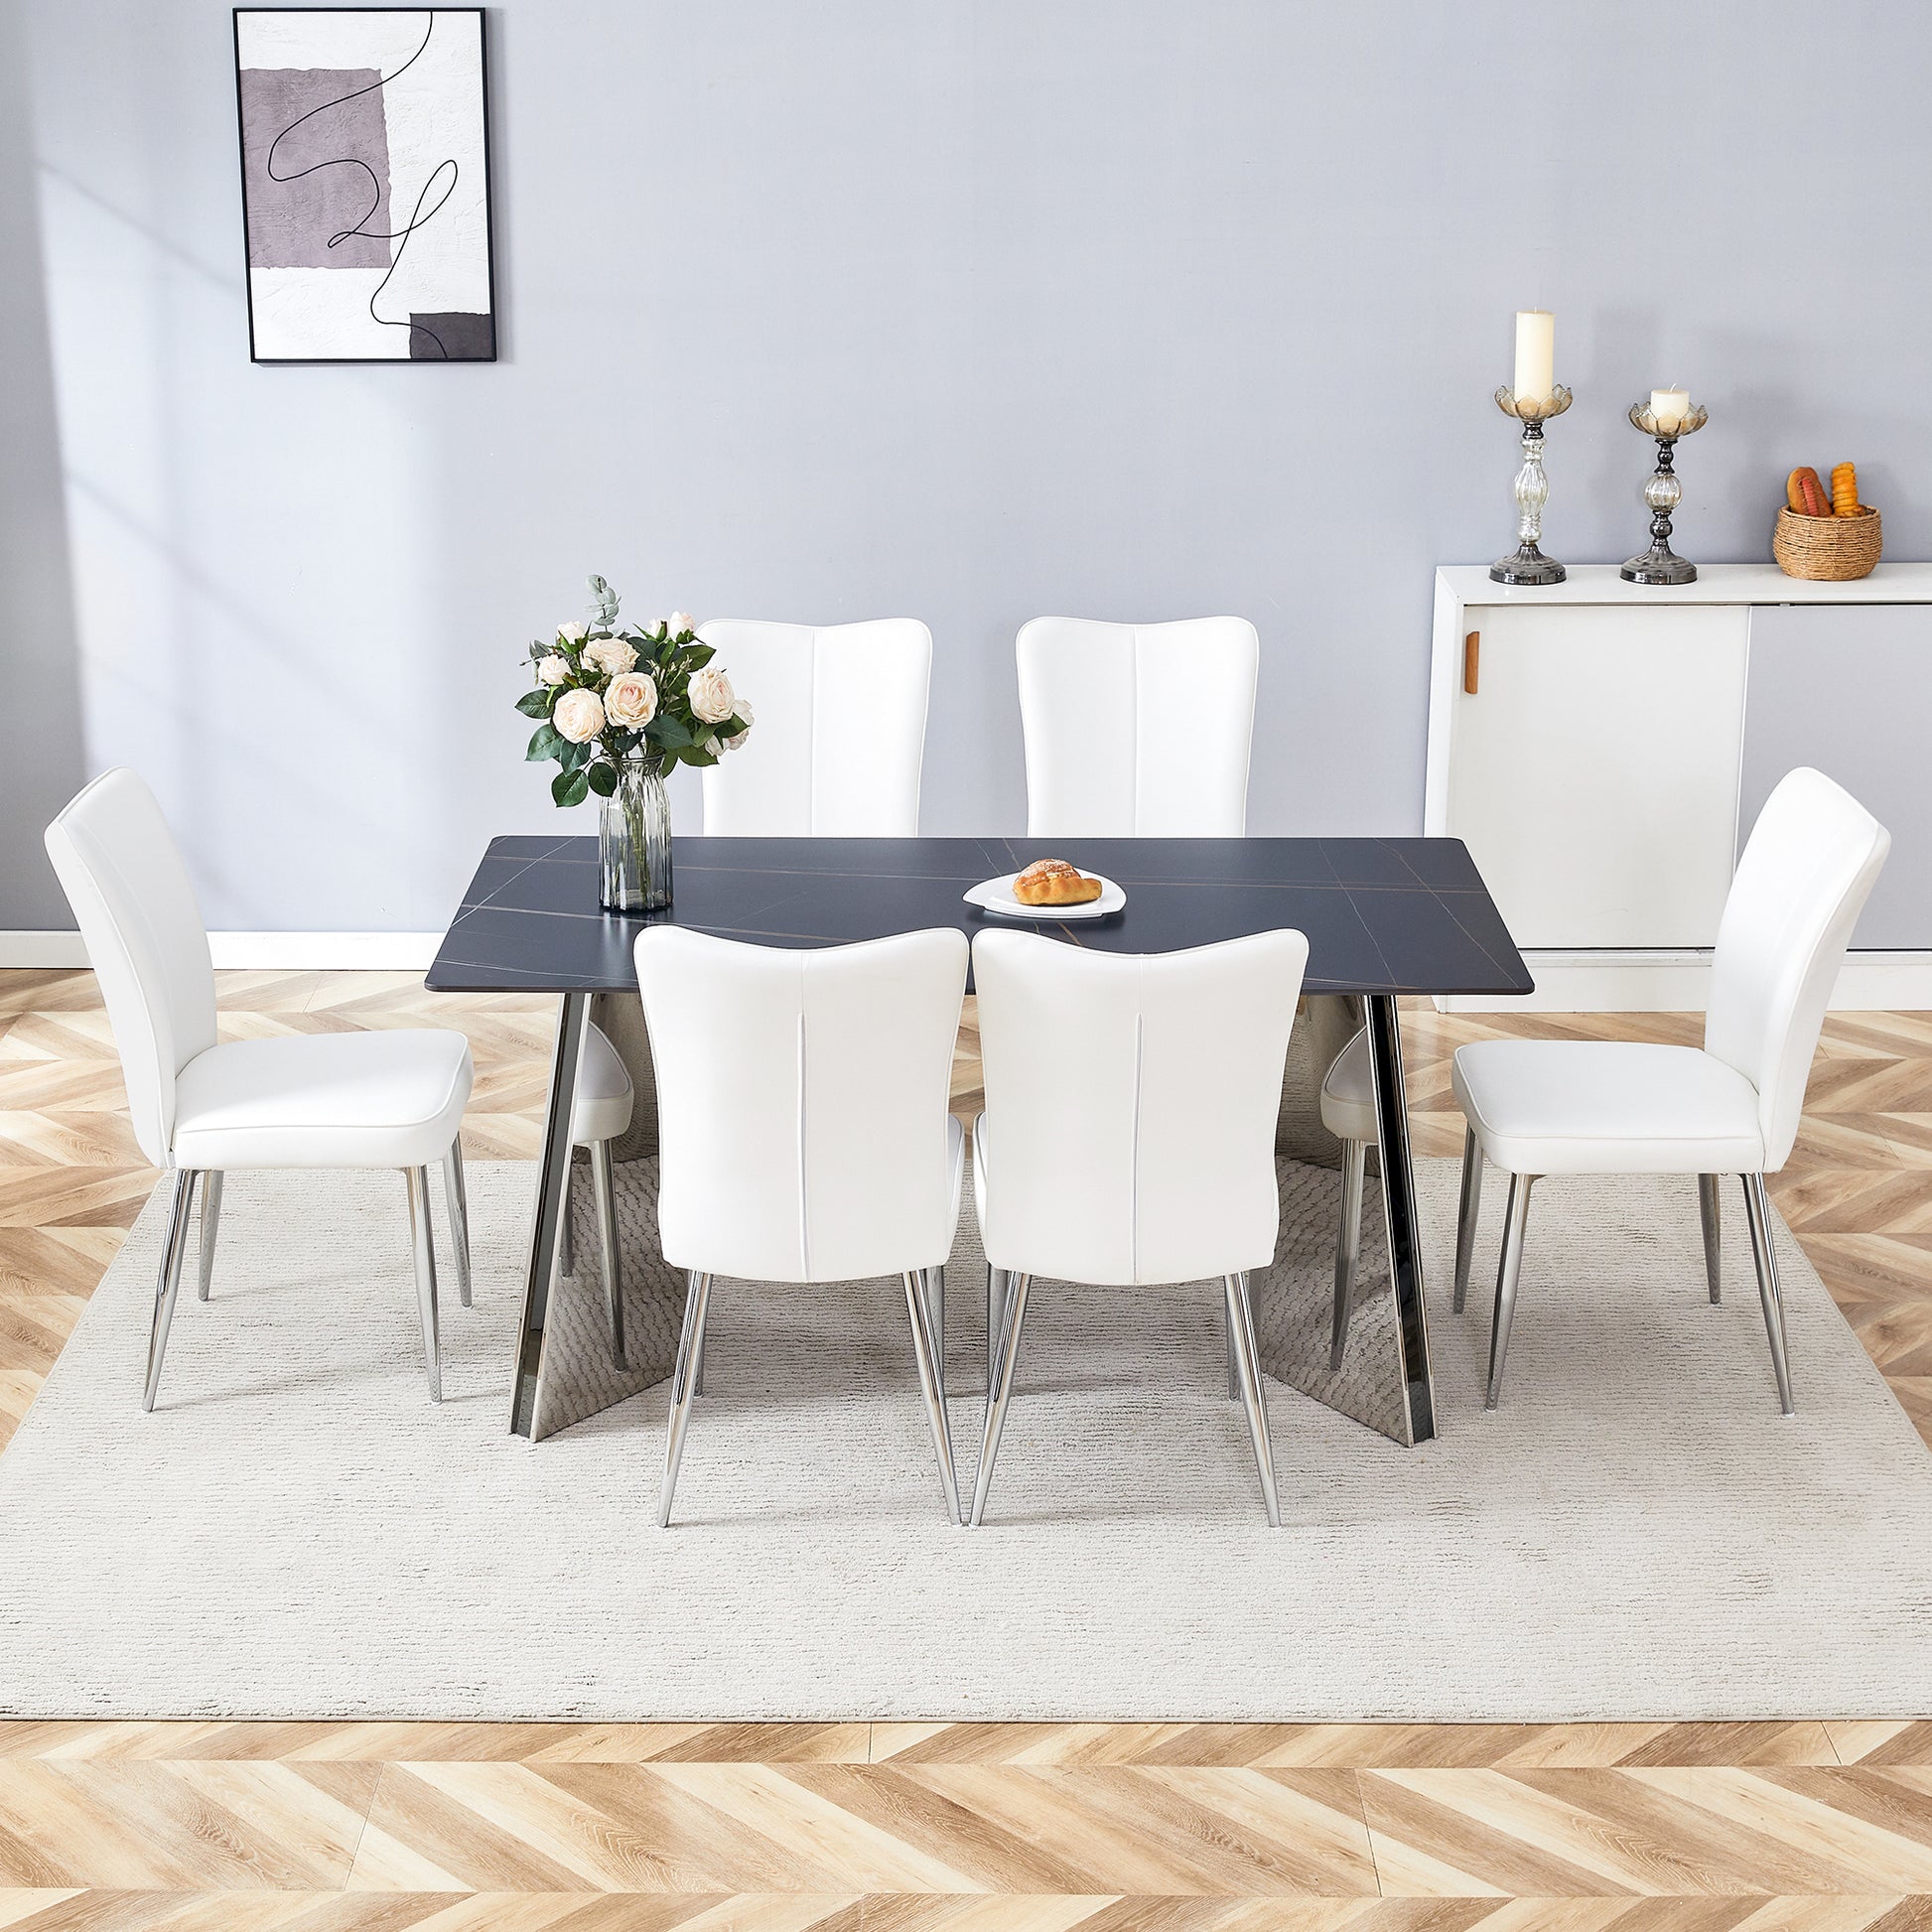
(3, 969, 1931, 1926)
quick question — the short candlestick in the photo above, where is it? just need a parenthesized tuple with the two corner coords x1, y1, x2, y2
(1620, 399, 1709, 586)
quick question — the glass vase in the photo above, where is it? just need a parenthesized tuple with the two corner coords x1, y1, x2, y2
(599, 756, 672, 911)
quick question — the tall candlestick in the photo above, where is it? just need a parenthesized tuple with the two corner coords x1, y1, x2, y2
(1513, 311, 1555, 407)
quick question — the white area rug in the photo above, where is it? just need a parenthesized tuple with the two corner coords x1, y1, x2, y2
(2, 1159, 1930, 1722)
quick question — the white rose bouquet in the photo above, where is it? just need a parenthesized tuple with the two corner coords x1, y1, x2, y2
(516, 575, 754, 807)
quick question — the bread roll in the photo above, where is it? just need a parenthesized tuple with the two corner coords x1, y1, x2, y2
(1013, 859, 1103, 906)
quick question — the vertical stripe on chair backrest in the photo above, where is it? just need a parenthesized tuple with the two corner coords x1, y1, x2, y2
(972, 927, 1307, 1287)
(1017, 617, 1259, 838)
(635, 925, 968, 1284)
(43, 768, 218, 1169)
(698, 619, 930, 837)
(1705, 766, 1889, 1173)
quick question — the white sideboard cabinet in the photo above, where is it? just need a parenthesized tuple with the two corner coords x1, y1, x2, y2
(1426, 563, 1932, 1012)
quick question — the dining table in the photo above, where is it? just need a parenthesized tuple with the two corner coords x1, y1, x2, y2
(426, 833, 1534, 1446)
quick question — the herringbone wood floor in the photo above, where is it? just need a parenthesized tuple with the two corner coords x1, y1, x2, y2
(4, 968, 1932, 1926)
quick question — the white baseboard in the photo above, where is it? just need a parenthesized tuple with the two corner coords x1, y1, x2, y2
(0, 931, 442, 971)
(1441, 949, 1932, 1015)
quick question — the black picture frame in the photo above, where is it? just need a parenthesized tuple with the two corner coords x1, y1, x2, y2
(231, 6, 498, 365)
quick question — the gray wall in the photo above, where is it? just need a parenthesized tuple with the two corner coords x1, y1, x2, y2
(8, 0, 1931, 930)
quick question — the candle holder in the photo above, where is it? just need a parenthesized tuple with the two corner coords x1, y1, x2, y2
(1489, 384, 1573, 586)
(1620, 400, 1709, 585)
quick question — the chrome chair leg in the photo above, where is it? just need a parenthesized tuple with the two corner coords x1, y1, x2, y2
(1742, 1172, 1795, 1417)
(405, 1166, 442, 1404)
(591, 1139, 623, 1366)
(144, 1169, 198, 1412)
(1699, 1173, 1723, 1305)
(922, 1265, 946, 1401)
(445, 1135, 473, 1309)
(197, 1169, 223, 1303)
(1484, 1172, 1536, 1412)
(1452, 1125, 1482, 1313)
(1328, 1136, 1367, 1371)
(659, 1270, 713, 1526)
(1225, 1300, 1240, 1400)
(903, 1272, 962, 1525)
(986, 1266, 1009, 1397)
(970, 1271, 1033, 1527)
(1226, 1271, 1282, 1526)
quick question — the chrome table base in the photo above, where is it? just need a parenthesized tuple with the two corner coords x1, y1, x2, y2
(512, 989, 1438, 1449)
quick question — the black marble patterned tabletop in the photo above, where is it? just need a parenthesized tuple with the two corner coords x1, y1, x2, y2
(426, 836, 1533, 998)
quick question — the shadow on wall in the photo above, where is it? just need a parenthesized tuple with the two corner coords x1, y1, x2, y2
(0, 0, 85, 929)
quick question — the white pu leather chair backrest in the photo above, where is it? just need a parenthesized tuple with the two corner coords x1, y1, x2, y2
(972, 927, 1307, 1286)
(698, 619, 931, 836)
(1017, 617, 1259, 837)
(1706, 766, 1889, 1172)
(634, 925, 967, 1282)
(43, 768, 217, 1169)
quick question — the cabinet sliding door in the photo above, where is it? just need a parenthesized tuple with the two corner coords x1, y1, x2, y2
(1446, 604, 1748, 949)
(1741, 605, 1932, 950)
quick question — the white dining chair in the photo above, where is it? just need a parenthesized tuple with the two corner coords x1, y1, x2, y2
(634, 925, 969, 1526)
(697, 618, 931, 836)
(969, 926, 1308, 1527)
(1016, 617, 1259, 837)
(1451, 766, 1889, 1417)
(559, 1022, 633, 1365)
(44, 769, 475, 1409)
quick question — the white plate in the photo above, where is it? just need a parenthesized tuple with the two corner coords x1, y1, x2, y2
(964, 871, 1126, 921)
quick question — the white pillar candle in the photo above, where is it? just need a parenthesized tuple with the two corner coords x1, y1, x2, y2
(1650, 387, 1690, 433)
(1513, 311, 1555, 405)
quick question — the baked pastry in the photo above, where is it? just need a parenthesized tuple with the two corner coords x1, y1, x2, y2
(1013, 858, 1103, 906)
(1832, 462, 1861, 516)
(1787, 466, 1831, 517)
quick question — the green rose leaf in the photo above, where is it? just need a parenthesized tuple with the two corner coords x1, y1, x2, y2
(586, 760, 619, 797)
(514, 689, 554, 719)
(526, 722, 567, 762)
(552, 766, 591, 808)
(650, 713, 694, 751)
(683, 642, 716, 668)
(557, 739, 590, 772)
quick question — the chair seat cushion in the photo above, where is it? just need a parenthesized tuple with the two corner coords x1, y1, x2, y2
(572, 1022, 635, 1147)
(172, 1030, 473, 1171)
(1451, 1039, 1765, 1175)
(1319, 1028, 1377, 1144)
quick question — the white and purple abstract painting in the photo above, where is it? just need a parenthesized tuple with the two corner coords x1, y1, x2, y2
(234, 8, 495, 362)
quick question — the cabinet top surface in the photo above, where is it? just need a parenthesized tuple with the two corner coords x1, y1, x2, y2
(1439, 562, 1932, 607)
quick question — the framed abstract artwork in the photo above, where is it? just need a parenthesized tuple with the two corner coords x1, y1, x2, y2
(232, 8, 496, 363)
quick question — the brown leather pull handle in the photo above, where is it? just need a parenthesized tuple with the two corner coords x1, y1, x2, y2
(1463, 630, 1480, 695)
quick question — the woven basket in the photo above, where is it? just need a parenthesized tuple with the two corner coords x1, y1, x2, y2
(1774, 504, 1881, 581)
